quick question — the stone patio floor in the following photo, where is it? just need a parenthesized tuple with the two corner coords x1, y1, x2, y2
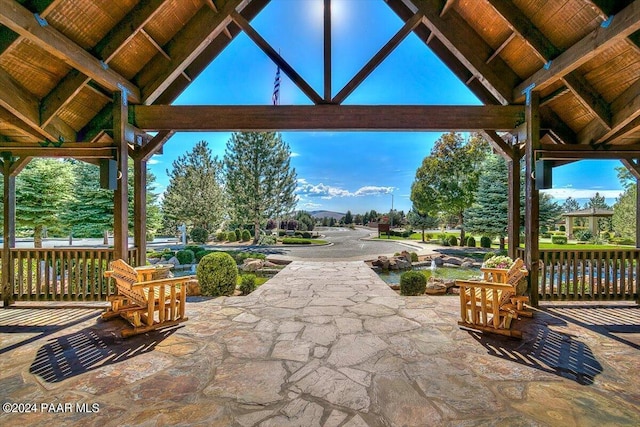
(0, 261, 639, 426)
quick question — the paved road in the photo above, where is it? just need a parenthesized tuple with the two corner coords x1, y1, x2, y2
(255, 227, 426, 261)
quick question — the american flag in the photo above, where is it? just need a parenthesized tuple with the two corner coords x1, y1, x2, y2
(272, 65, 281, 105)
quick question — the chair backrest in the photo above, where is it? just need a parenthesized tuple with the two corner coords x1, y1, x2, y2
(108, 259, 146, 306)
(506, 258, 526, 286)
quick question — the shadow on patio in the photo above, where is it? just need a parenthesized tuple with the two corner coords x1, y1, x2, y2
(28, 324, 179, 383)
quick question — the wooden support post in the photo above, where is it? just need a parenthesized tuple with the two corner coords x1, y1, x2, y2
(637, 172, 640, 250)
(525, 91, 541, 306)
(508, 146, 521, 259)
(323, 0, 331, 102)
(113, 92, 129, 261)
(1, 156, 15, 306)
(133, 158, 147, 266)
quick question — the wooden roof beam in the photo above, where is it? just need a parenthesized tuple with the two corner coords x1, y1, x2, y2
(130, 105, 524, 131)
(130, 130, 175, 161)
(0, 68, 75, 142)
(0, 0, 140, 103)
(0, 142, 116, 158)
(385, 0, 502, 105)
(481, 130, 514, 160)
(578, 77, 640, 144)
(231, 10, 323, 104)
(562, 71, 612, 129)
(621, 158, 640, 179)
(324, 0, 331, 102)
(0, 0, 62, 57)
(485, 0, 559, 62)
(405, 0, 519, 104)
(137, 0, 251, 104)
(332, 12, 423, 104)
(536, 143, 640, 159)
(586, 0, 635, 18)
(514, 0, 640, 102)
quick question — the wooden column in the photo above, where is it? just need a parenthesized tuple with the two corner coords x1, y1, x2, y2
(524, 91, 541, 306)
(323, 0, 331, 102)
(1, 158, 15, 306)
(507, 147, 521, 259)
(133, 157, 147, 266)
(113, 92, 129, 261)
(636, 172, 640, 250)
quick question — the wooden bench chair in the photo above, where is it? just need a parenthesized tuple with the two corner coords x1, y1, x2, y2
(102, 259, 195, 338)
(456, 258, 532, 338)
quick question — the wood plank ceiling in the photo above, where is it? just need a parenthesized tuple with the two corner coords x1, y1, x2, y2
(0, 0, 638, 152)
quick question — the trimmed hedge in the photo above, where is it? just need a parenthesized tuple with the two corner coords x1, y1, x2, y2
(410, 252, 418, 262)
(400, 271, 426, 296)
(241, 229, 251, 241)
(197, 252, 238, 297)
(480, 236, 492, 248)
(448, 235, 458, 246)
(226, 231, 238, 242)
(282, 237, 312, 244)
(216, 231, 226, 242)
(551, 235, 568, 244)
(235, 229, 242, 241)
(466, 236, 476, 247)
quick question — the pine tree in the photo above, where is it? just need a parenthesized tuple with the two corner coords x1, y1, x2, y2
(407, 208, 438, 242)
(344, 210, 353, 224)
(162, 141, 225, 235)
(224, 132, 297, 243)
(464, 155, 509, 242)
(15, 159, 74, 247)
(612, 185, 636, 240)
(562, 197, 581, 213)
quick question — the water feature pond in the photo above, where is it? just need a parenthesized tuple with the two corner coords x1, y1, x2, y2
(377, 266, 481, 285)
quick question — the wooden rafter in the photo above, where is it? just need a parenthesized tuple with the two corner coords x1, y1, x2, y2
(231, 10, 323, 104)
(562, 71, 612, 129)
(486, 32, 516, 64)
(0, 142, 116, 158)
(621, 158, 640, 179)
(0, 0, 62, 57)
(578, 77, 640, 144)
(137, 0, 249, 104)
(130, 130, 175, 161)
(0, 0, 141, 103)
(536, 143, 640, 159)
(513, 1, 640, 102)
(0, 68, 75, 142)
(333, 12, 423, 104)
(404, 0, 520, 104)
(130, 105, 524, 131)
(539, 107, 577, 145)
(485, 0, 559, 62)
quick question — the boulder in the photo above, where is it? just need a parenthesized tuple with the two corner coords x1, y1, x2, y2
(166, 256, 180, 266)
(373, 256, 390, 270)
(433, 257, 444, 267)
(400, 251, 412, 263)
(241, 258, 265, 272)
(461, 261, 474, 268)
(186, 280, 201, 296)
(425, 279, 447, 295)
(396, 258, 411, 270)
(444, 257, 462, 266)
(388, 259, 399, 270)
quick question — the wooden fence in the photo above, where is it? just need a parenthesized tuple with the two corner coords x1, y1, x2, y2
(0, 248, 138, 301)
(516, 248, 639, 302)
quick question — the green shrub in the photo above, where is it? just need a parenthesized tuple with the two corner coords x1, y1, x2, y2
(197, 252, 238, 297)
(161, 250, 175, 260)
(483, 252, 497, 261)
(241, 229, 251, 241)
(235, 229, 242, 241)
(146, 233, 155, 242)
(610, 237, 635, 245)
(559, 225, 566, 232)
(541, 232, 552, 238)
(480, 236, 492, 248)
(190, 227, 208, 244)
(400, 271, 426, 296)
(466, 236, 476, 247)
(147, 251, 164, 259)
(258, 234, 277, 245)
(216, 231, 227, 242)
(410, 252, 418, 262)
(282, 237, 312, 244)
(575, 229, 592, 242)
(227, 231, 238, 242)
(185, 245, 203, 254)
(448, 235, 458, 246)
(301, 231, 311, 238)
(176, 249, 195, 265)
(195, 249, 214, 262)
(239, 274, 257, 295)
(228, 251, 266, 265)
(600, 231, 610, 240)
(551, 235, 567, 244)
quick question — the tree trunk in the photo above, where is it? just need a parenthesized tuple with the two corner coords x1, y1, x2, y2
(253, 218, 260, 245)
(34, 225, 42, 248)
(458, 213, 465, 247)
(499, 236, 506, 250)
(422, 227, 425, 243)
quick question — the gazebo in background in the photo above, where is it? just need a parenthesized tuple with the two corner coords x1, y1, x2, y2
(563, 207, 614, 239)
(0, 0, 639, 306)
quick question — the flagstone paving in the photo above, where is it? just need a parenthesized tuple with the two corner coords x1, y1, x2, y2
(1, 261, 639, 426)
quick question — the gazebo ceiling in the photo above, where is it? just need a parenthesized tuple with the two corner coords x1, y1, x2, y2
(0, 0, 638, 152)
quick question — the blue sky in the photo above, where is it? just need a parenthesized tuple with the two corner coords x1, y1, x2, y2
(148, 0, 624, 214)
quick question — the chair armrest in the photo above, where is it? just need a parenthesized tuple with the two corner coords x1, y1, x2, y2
(133, 276, 197, 289)
(456, 280, 515, 291)
(104, 270, 113, 278)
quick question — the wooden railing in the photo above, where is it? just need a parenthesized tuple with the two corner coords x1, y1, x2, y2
(516, 248, 639, 302)
(0, 248, 138, 302)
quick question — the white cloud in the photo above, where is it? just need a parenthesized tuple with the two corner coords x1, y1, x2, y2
(147, 158, 161, 165)
(290, 152, 300, 158)
(296, 180, 395, 199)
(542, 188, 623, 200)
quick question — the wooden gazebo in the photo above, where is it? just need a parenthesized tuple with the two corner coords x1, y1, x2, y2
(563, 207, 615, 238)
(1, 0, 639, 305)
